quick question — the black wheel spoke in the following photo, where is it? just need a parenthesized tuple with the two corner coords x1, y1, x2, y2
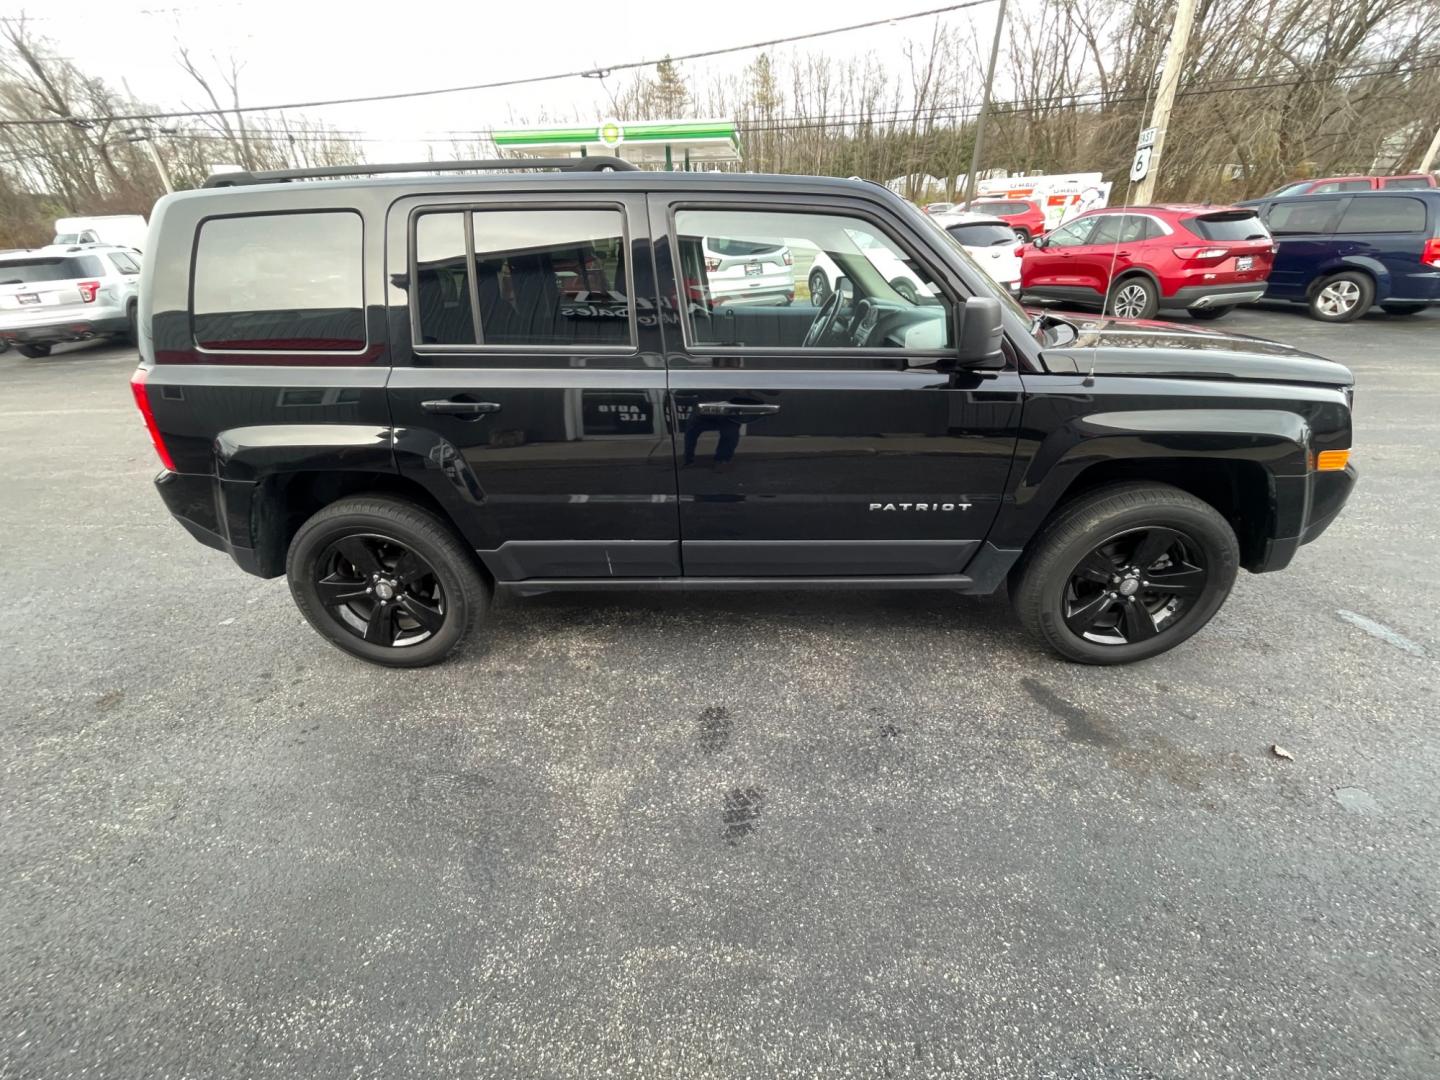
(335, 536, 383, 577)
(1073, 550, 1116, 585)
(392, 550, 430, 586)
(1146, 564, 1206, 596)
(363, 602, 395, 645)
(1120, 600, 1159, 642)
(316, 574, 368, 607)
(398, 594, 444, 634)
(1064, 591, 1113, 634)
(1130, 527, 1181, 572)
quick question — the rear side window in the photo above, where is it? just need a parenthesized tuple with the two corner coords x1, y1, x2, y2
(1382, 177, 1432, 190)
(0, 255, 103, 284)
(1264, 200, 1343, 235)
(192, 211, 364, 352)
(946, 222, 1016, 246)
(1185, 213, 1270, 241)
(1336, 197, 1427, 233)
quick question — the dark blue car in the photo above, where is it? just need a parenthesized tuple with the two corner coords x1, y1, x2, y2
(1242, 189, 1440, 321)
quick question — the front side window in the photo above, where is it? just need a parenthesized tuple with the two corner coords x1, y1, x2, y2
(193, 211, 364, 351)
(674, 208, 952, 351)
(1045, 218, 1096, 247)
(1336, 197, 1426, 234)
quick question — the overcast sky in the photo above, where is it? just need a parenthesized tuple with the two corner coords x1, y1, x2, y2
(1, 0, 1009, 160)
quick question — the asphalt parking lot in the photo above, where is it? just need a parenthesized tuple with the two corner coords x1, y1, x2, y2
(2, 305, 1437, 1079)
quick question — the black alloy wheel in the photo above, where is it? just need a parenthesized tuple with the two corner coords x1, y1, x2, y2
(315, 533, 446, 648)
(1062, 526, 1208, 646)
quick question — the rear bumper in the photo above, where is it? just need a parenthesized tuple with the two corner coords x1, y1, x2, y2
(1165, 283, 1269, 309)
(0, 314, 129, 344)
(155, 470, 271, 577)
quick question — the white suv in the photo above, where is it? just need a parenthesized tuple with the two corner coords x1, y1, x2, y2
(701, 236, 795, 306)
(0, 244, 142, 358)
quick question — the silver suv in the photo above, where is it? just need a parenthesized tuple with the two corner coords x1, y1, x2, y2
(0, 244, 142, 358)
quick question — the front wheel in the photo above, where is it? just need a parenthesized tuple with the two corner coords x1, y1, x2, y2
(1010, 483, 1239, 664)
(1188, 306, 1233, 321)
(287, 496, 490, 667)
(16, 344, 51, 358)
(1106, 277, 1158, 320)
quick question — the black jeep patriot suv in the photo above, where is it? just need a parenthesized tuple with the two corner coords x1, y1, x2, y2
(131, 158, 1356, 667)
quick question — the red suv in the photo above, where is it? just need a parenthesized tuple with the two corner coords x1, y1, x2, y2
(1257, 173, 1436, 198)
(1020, 205, 1274, 320)
(966, 198, 1047, 241)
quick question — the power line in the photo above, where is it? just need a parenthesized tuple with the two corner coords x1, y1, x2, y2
(0, 0, 999, 129)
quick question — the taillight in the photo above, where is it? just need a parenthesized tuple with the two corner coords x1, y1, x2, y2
(782, 250, 793, 266)
(1013, 244, 1025, 256)
(1172, 247, 1228, 261)
(77, 280, 101, 302)
(129, 368, 176, 471)
(1423, 238, 1440, 268)
(704, 257, 720, 272)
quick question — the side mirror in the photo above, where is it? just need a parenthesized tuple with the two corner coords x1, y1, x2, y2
(955, 295, 1004, 366)
(1031, 234, 1048, 249)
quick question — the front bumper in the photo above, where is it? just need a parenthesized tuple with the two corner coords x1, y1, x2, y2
(1252, 463, 1358, 573)
(1166, 283, 1269, 309)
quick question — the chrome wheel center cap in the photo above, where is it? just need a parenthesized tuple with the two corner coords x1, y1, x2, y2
(1118, 577, 1140, 597)
(374, 581, 396, 601)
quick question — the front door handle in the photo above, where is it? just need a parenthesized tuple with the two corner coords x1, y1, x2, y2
(421, 399, 502, 416)
(696, 402, 780, 417)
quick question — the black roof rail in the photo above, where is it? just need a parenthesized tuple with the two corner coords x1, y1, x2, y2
(201, 156, 639, 188)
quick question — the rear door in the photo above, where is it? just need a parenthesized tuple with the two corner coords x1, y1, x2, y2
(1260, 197, 1346, 298)
(651, 193, 1023, 578)
(384, 193, 679, 581)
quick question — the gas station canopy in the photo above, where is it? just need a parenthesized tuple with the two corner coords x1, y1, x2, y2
(491, 118, 742, 170)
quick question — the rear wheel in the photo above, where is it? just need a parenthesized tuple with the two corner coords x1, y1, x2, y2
(1381, 303, 1426, 316)
(1309, 272, 1373, 322)
(1188, 306, 1233, 320)
(808, 268, 831, 307)
(1106, 277, 1159, 320)
(16, 344, 51, 358)
(1012, 227, 1031, 242)
(1010, 483, 1239, 665)
(287, 496, 490, 668)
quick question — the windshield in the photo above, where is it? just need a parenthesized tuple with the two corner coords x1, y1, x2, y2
(0, 255, 104, 284)
(947, 222, 1019, 247)
(1185, 214, 1270, 241)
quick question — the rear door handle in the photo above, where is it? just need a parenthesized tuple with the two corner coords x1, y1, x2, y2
(421, 399, 502, 416)
(696, 402, 780, 417)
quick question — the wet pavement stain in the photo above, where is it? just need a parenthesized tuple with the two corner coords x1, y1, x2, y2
(93, 689, 124, 711)
(697, 705, 733, 753)
(1334, 786, 1382, 815)
(878, 722, 903, 739)
(721, 786, 764, 845)
(1022, 678, 1121, 748)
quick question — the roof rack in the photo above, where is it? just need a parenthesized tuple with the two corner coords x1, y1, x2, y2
(201, 156, 639, 188)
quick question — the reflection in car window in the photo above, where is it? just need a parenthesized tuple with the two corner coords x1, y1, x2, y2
(192, 211, 365, 351)
(674, 208, 953, 351)
(1045, 218, 1095, 247)
(414, 213, 475, 345)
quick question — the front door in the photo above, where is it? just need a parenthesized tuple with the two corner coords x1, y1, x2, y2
(652, 197, 1023, 578)
(384, 194, 679, 580)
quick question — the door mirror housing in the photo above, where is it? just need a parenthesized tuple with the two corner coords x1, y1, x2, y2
(955, 295, 1004, 366)
(1031, 234, 1048, 249)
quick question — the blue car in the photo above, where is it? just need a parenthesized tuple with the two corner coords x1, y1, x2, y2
(1242, 189, 1440, 321)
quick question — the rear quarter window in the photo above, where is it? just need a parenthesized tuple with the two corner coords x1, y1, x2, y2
(191, 210, 365, 352)
(1336, 197, 1428, 233)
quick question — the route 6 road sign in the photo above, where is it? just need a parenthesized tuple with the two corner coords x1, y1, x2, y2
(1130, 147, 1152, 181)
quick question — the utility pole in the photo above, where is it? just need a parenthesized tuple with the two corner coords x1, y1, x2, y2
(125, 126, 173, 193)
(962, 0, 1008, 207)
(1419, 124, 1440, 174)
(1130, 0, 1199, 205)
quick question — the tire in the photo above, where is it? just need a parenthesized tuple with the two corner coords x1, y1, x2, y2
(1105, 276, 1159, 320)
(1010, 482, 1239, 665)
(1308, 271, 1373, 322)
(890, 278, 919, 303)
(1381, 303, 1426, 316)
(1012, 227, 1031, 242)
(1188, 306, 1233, 321)
(286, 495, 490, 668)
(16, 344, 51, 358)
(122, 302, 138, 346)
(808, 268, 830, 308)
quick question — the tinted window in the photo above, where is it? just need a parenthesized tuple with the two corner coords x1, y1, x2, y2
(1312, 180, 1372, 193)
(193, 212, 364, 351)
(470, 209, 631, 347)
(0, 256, 103, 283)
(675, 207, 954, 350)
(1087, 215, 1125, 246)
(1264, 200, 1342, 235)
(414, 213, 475, 345)
(1336, 197, 1427, 234)
(1186, 213, 1270, 241)
(946, 222, 1016, 246)
(108, 252, 141, 274)
(973, 201, 1021, 218)
(708, 237, 784, 257)
(1045, 218, 1095, 247)
(1382, 177, 1433, 190)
